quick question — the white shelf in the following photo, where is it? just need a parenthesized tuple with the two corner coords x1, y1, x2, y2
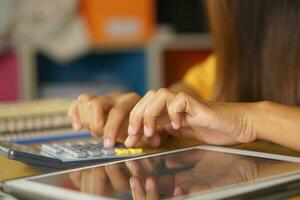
(146, 27, 212, 90)
(17, 27, 212, 99)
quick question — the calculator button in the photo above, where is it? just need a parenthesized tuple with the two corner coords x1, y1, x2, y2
(72, 151, 87, 158)
(128, 148, 143, 154)
(101, 148, 115, 156)
(87, 150, 102, 157)
(65, 142, 81, 148)
(115, 148, 130, 155)
(68, 149, 87, 158)
(54, 144, 70, 152)
(77, 141, 86, 146)
(91, 140, 103, 145)
(41, 144, 62, 154)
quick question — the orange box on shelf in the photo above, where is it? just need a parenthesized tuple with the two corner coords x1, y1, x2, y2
(80, 0, 155, 48)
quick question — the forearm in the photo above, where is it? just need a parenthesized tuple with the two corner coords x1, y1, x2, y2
(251, 101, 300, 152)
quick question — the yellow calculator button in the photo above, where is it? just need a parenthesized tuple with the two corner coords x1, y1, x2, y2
(128, 148, 143, 154)
(115, 148, 130, 155)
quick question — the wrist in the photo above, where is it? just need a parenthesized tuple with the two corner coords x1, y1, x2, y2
(251, 101, 274, 141)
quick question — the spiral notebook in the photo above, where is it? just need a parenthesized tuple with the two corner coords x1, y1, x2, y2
(0, 99, 90, 144)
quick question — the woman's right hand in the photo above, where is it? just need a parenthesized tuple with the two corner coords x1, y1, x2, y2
(68, 92, 141, 148)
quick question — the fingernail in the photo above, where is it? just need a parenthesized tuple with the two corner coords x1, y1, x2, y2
(171, 121, 179, 130)
(72, 122, 81, 131)
(173, 186, 182, 196)
(104, 138, 112, 148)
(125, 136, 134, 147)
(91, 131, 97, 136)
(144, 125, 152, 137)
(128, 125, 136, 135)
(130, 177, 136, 189)
(145, 178, 151, 191)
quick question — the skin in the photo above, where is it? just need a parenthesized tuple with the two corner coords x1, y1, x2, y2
(68, 84, 300, 152)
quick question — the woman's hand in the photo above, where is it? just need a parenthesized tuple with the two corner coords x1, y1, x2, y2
(68, 92, 141, 147)
(125, 88, 258, 147)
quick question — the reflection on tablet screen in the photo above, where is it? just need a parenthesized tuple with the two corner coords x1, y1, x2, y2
(31, 149, 300, 199)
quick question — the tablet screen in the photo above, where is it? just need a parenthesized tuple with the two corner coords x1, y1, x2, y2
(30, 149, 300, 199)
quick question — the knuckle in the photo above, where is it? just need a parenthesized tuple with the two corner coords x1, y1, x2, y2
(77, 93, 93, 101)
(129, 110, 140, 124)
(157, 88, 170, 96)
(177, 92, 188, 99)
(129, 111, 137, 123)
(127, 92, 141, 100)
(110, 106, 125, 117)
(146, 90, 156, 96)
(167, 105, 176, 114)
(89, 100, 103, 110)
(144, 109, 156, 119)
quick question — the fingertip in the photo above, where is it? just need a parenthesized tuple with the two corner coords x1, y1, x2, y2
(104, 137, 114, 148)
(147, 134, 161, 148)
(72, 122, 82, 131)
(173, 186, 183, 197)
(90, 131, 97, 137)
(129, 177, 136, 190)
(171, 121, 180, 130)
(145, 178, 152, 191)
(125, 135, 136, 147)
(143, 125, 153, 137)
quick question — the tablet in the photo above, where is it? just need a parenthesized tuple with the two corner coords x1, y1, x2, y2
(3, 145, 300, 200)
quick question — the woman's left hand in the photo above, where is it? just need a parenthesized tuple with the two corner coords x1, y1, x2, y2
(125, 88, 258, 147)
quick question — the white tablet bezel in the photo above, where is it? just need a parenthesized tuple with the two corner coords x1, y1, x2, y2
(4, 145, 300, 200)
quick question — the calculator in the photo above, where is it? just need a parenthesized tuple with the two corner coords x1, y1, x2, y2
(0, 138, 144, 169)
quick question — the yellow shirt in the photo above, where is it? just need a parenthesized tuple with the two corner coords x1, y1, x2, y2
(183, 55, 217, 100)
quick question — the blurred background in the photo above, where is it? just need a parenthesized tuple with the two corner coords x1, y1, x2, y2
(0, 0, 211, 102)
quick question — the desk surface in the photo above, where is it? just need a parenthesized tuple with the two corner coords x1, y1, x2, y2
(1, 139, 300, 199)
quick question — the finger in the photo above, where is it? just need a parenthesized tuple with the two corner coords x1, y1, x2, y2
(103, 93, 140, 147)
(173, 186, 184, 198)
(68, 101, 82, 131)
(146, 177, 159, 200)
(130, 176, 146, 200)
(165, 150, 204, 169)
(143, 88, 175, 137)
(77, 94, 95, 131)
(80, 169, 93, 193)
(88, 97, 114, 137)
(126, 161, 143, 177)
(105, 164, 130, 192)
(139, 158, 157, 173)
(167, 92, 191, 130)
(145, 133, 162, 148)
(69, 171, 83, 189)
(128, 90, 155, 135)
(169, 93, 214, 129)
(90, 167, 110, 195)
(126, 91, 155, 147)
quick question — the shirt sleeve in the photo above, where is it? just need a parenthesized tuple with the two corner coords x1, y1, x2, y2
(182, 55, 217, 100)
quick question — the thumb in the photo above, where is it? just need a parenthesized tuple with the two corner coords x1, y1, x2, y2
(167, 92, 213, 129)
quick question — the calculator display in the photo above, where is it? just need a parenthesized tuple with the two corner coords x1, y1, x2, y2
(30, 149, 300, 199)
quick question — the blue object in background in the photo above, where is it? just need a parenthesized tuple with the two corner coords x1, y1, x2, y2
(12, 132, 92, 145)
(37, 50, 147, 96)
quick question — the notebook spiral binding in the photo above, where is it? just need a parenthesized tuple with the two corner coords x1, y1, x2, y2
(0, 99, 73, 141)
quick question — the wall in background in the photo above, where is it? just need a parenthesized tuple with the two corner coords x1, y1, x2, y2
(0, 50, 20, 101)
